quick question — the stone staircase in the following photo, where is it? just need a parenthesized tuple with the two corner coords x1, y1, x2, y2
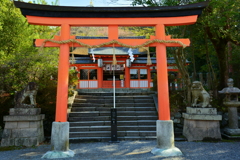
(68, 90, 158, 142)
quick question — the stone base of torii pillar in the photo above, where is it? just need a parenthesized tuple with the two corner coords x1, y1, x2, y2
(41, 122, 74, 159)
(151, 120, 182, 157)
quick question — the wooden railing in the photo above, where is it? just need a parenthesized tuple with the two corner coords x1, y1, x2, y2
(130, 80, 148, 88)
(79, 80, 98, 89)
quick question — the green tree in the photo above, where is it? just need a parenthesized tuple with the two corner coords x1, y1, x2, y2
(0, 0, 60, 135)
(199, 0, 240, 89)
(0, 0, 59, 93)
(131, 0, 240, 98)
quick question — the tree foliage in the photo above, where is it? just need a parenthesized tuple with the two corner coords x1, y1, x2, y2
(0, 0, 60, 135)
(0, 0, 59, 93)
(198, 0, 240, 89)
(131, 0, 240, 101)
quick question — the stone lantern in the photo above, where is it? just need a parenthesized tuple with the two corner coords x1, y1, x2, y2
(219, 78, 240, 136)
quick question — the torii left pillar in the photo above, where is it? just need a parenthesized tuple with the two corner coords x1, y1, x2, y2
(42, 24, 74, 158)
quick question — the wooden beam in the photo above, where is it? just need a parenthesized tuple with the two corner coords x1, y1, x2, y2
(26, 15, 198, 27)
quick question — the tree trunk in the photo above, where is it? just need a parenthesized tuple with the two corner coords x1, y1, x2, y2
(205, 27, 229, 89)
(174, 48, 192, 106)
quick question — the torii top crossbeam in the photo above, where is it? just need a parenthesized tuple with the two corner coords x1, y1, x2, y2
(14, 1, 208, 122)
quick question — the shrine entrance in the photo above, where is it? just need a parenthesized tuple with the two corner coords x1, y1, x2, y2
(103, 68, 125, 88)
(14, 1, 208, 158)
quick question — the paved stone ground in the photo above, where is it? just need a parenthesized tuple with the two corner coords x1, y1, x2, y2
(0, 140, 240, 160)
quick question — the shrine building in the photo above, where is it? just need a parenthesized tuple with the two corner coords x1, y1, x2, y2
(70, 41, 183, 89)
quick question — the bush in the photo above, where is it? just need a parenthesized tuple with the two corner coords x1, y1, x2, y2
(36, 80, 57, 137)
(0, 94, 14, 128)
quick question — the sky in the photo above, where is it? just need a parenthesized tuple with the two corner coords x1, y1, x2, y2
(24, 0, 133, 7)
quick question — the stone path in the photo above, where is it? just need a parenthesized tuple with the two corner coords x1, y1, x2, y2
(1, 140, 240, 160)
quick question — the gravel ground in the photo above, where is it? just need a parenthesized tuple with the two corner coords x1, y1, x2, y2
(0, 140, 240, 160)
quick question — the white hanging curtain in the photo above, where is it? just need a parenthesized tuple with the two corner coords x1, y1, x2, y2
(140, 69, 147, 74)
(130, 69, 138, 74)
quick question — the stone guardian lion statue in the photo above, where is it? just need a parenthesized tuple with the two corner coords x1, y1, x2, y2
(14, 82, 39, 108)
(191, 81, 211, 108)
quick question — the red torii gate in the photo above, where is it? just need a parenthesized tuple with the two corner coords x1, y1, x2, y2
(35, 18, 192, 122)
(14, 1, 207, 158)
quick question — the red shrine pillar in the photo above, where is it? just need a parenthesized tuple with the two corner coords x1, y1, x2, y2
(155, 24, 170, 120)
(55, 23, 70, 122)
(98, 68, 103, 88)
(125, 67, 130, 88)
(151, 24, 181, 156)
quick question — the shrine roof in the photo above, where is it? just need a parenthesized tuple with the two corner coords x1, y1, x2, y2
(71, 57, 189, 64)
(89, 47, 147, 55)
(14, 1, 208, 18)
(75, 36, 146, 39)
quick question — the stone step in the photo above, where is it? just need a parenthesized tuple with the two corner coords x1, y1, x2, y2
(69, 116, 109, 121)
(72, 103, 105, 107)
(70, 121, 110, 126)
(70, 131, 111, 137)
(78, 92, 154, 96)
(104, 103, 155, 107)
(70, 130, 156, 137)
(74, 99, 154, 103)
(68, 111, 157, 117)
(69, 92, 157, 142)
(72, 103, 155, 107)
(127, 120, 156, 125)
(71, 107, 156, 112)
(69, 136, 185, 142)
(70, 120, 156, 127)
(70, 125, 156, 132)
(69, 116, 157, 121)
(118, 116, 158, 121)
(70, 126, 110, 131)
(69, 136, 156, 142)
(75, 95, 153, 100)
(69, 111, 100, 117)
(118, 125, 156, 131)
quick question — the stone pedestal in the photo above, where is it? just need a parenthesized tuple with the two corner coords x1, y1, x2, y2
(151, 120, 182, 157)
(183, 107, 222, 141)
(41, 122, 74, 159)
(1, 108, 45, 147)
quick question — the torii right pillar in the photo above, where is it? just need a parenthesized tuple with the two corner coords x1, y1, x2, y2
(151, 24, 182, 156)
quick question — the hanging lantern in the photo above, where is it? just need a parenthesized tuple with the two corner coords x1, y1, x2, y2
(126, 59, 131, 67)
(98, 58, 103, 67)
